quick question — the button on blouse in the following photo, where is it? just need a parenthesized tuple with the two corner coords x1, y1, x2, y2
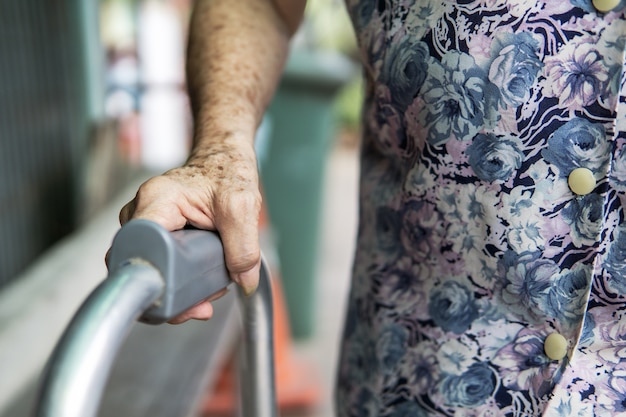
(544, 333, 569, 361)
(592, 0, 620, 12)
(568, 167, 597, 196)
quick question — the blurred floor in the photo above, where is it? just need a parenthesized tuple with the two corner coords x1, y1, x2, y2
(281, 141, 359, 417)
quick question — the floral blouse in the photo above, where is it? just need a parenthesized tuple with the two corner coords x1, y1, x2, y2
(337, 0, 626, 415)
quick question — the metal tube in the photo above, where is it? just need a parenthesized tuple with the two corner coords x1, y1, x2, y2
(33, 262, 164, 417)
(33, 251, 277, 417)
(239, 259, 277, 417)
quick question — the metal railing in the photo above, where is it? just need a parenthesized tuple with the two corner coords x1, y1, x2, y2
(32, 220, 277, 417)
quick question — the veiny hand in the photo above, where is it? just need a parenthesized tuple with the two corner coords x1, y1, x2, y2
(118, 141, 262, 323)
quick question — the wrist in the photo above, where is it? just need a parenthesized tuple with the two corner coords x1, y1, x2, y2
(191, 99, 260, 141)
(185, 134, 257, 169)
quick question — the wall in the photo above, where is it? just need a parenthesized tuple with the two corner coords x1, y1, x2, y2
(0, 0, 94, 288)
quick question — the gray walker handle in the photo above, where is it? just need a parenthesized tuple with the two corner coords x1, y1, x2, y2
(32, 219, 277, 417)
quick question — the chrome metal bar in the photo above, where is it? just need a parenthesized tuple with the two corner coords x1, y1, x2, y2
(33, 262, 164, 417)
(239, 259, 277, 417)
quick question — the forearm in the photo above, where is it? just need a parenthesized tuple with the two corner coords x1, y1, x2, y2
(185, 0, 303, 159)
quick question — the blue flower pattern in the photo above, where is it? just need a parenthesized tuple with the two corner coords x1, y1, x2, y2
(489, 32, 544, 108)
(418, 51, 500, 145)
(467, 133, 524, 182)
(542, 118, 612, 177)
(338, 0, 626, 415)
(429, 281, 479, 334)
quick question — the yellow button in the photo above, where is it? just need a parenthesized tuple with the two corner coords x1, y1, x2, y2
(593, 0, 620, 12)
(568, 167, 596, 195)
(544, 333, 568, 360)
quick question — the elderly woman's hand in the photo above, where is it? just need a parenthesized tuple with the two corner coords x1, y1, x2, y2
(118, 141, 262, 323)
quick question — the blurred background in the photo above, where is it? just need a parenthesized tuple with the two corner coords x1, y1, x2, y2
(0, 0, 361, 416)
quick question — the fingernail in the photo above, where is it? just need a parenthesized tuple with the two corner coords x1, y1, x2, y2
(234, 273, 258, 296)
(241, 280, 258, 296)
(242, 283, 257, 296)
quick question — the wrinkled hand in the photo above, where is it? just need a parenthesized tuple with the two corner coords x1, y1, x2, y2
(118, 142, 262, 323)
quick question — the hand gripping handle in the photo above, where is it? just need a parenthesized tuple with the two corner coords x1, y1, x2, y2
(107, 219, 232, 324)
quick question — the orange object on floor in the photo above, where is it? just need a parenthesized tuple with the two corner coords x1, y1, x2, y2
(201, 205, 322, 416)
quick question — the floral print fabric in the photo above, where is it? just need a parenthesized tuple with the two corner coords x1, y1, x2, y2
(337, 0, 626, 415)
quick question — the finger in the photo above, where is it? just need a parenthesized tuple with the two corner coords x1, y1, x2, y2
(234, 261, 261, 297)
(104, 247, 112, 267)
(121, 177, 192, 231)
(167, 288, 228, 325)
(214, 193, 261, 295)
(221, 231, 261, 296)
(218, 200, 261, 294)
(131, 205, 188, 232)
(167, 300, 214, 324)
(119, 199, 136, 225)
(207, 287, 229, 302)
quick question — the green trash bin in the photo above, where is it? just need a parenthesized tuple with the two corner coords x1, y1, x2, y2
(260, 49, 355, 339)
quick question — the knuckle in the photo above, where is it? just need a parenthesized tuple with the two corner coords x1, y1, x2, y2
(229, 250, 261, 272)
(219, 189, 262, 218)
(136, 176, 169, 198)
(119, 201, 134, 225)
